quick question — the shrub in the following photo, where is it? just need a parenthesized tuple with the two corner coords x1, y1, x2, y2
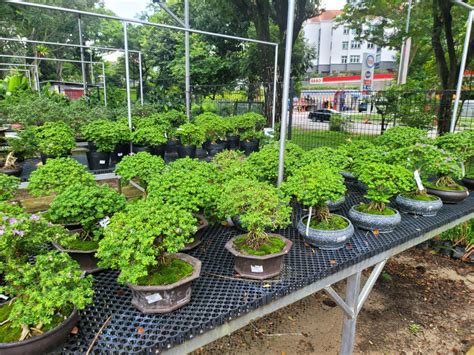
(236, 112, 266, 141)
(329, 114, 345, 132)
(131, 126, 167, 146)
(175, 123, 206, 146)
(161, 109, 187, 127)
(0, 174, 19, 201)
(81, 119, 130, 152)
(0, 251, 93, 340)
(357, 162, 414, 212)
(96, 200, 197, 284)
(34, 121, 75, 157)
(300, 146, 349, 171)
(0, 201, 25, 216)
(435, 131, 474, 177)
(115, 152, 165, 190)
(27, 158, 95, 197)
(216, 177, 291, 249)
(194, 112, 228, 143)
(47, 184, 126, 240)
(337, 140, 376, 172)
(6, 126, 38, 160)
(211, 150, 249, 183)
(375, 126, 429, 150)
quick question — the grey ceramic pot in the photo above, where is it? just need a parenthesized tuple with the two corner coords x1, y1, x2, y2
(297, 214, 354, 250)
(396, 193, 443, 217)
(348, 205, 401, 233)
(326, 196, 346, 212)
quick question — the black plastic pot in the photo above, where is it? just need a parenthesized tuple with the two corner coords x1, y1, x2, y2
(461, 177, 474, 191)
(151, 143, 167, 158)
(425, 185, 469, 204)
(204, 141, 226, 157)
(240, 139, 259, 156)
(86, 151, 111, 170)
(132, 145, 152, 154)
(177, 144, 197, 158)
(225, 135, 240, 150)
(40, 153, 55, 164)
(166, 139, 181, 154)
(0, 166, 23, 177)
(111, 143, 130, 164)
(0, 309, 78, 355)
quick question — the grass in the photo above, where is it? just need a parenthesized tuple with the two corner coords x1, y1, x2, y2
(61, 238, 99, 251)
(290, 129, 376, 150)
(136, 258, 194, 286)
(401, 192, 439, 201)
(425, 182, 466, 191)
(0, 302, 72, 343)
(234, 235, 285, 256)
(303, 214, 349, 231)
(355, 204, 397, 216)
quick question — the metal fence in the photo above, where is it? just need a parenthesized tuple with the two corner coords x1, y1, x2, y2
(288, 89, 474, 150)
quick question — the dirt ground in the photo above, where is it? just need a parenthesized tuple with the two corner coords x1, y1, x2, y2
(194, 247, 474, 354)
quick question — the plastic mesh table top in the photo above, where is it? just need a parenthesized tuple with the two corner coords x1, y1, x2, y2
(57, 183, 473, 354)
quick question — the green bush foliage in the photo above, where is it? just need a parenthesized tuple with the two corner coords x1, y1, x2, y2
(337, 140, 377, 172)
(27, 158, 95, 197)
(175, 123, 206, 146)
(211, 150, 249, 183)
(194, 112, 227, 143)
(236, 112, 266, 141)
(96, 200, 197, 284)
(6, 127, 38, 160)
(435, 131, 474, 177)
(0, 201, 25, 216)
(329, 114, 346, 132)
(300, 146, 349, 171)
(34, 121, 75, 157)
(131, 126, 167, 146)
(115, 152, 165, 190)
(81, 119, 130, 152)
(375, 126, 429, 150)
(0, 174, 19, 201)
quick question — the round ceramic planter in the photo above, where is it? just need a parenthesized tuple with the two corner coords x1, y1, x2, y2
(461, 177, 474, 191)
(297, 214, 354, 250)
(348, 205, 401, 233)
(240, 139, 259, 156)
(326, 195, 346, 212)
(127, 253, 201, 314)
(225, 234, 292, 280)
(396, 193, 443, 217)
(180, 214, 209, 251)
(425, 185, 469, 204)
(0, 309, 78, 355)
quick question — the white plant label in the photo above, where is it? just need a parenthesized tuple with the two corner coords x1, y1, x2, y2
(117, 153, 123, 157)
(145, 292, 163, 304)
(460, 162, 465, 177)
(0, 294, 8, 300)
(251, 265, 264, 273)
(414, 170, 424, 191)
(99, 217, 110, 228)
(99, 160, 106, 164)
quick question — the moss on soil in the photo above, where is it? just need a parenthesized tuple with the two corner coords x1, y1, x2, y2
(401, 192, 439, 202)
(425, 182, 466, 191)
(234, 235, 285, 256)
(136, 258, 194, 286)
(61, 238, 99, 251)
(0, 302, 72, 343)
(303, 214, 349, 230)
(355, 204, 397, 216)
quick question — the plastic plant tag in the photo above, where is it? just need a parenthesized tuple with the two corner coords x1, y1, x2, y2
(414, 170, 424, 192)
(117, 153, 123, 157)
(460, 162, 465, 177)
(0, 294, 8, 300)
(145, 292, 163, 304)
(99, 216, 110, 228)
(251, 265, 264, 273)
(99, 160, 106, 164)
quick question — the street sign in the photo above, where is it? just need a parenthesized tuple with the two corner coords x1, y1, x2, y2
(360, 53, 375, 92)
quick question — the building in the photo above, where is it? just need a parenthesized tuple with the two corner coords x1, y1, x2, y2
(303, 10, 397, 74)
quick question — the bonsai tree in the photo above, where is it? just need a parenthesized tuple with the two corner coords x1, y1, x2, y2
(27, 157, 95, 197)
(161, 109, 187, 127)
(80, 119, 130, 153)
(375, 126, 429, 150)
(96, 200, 197, 285)
(300, 146, 350, 172)
(47, 184, 126, 250)
(355, 162, 414, 214)
(283, 162, 347, 229)
(131, 126, 167, 147)
(217, 177, 291, 251)
(0, 173, 19, 201)
(235, 112, 266, 142)
(0, 251, 93, 341)
(211, 150, 249, 183)
(194, 112, 227, 143)
(6, 126, 38, 161)
(175, 123, 206, 146)
(34, 121, 75, 158)
(115, 152, 165, 192)
(435, 130, 474, 178)
(336, 140, 376, 174)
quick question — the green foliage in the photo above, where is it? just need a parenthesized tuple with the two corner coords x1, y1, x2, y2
(441, 220, 473, 250)
(131, 126, 167, 146)
(235, 112, 266, 141)
(217, 177, 291, 244)
(6, 127, 38, 160)
(194, 112, 228, 142)
(244, 141, 305, 183)
(0, 174, 19, 201)
(337, 140, 377, 172)
(175, 123, 206, 146)
(300, 146, 349, 171)
(375, 126, 429, 150)
(0, 74, 30, 99)
(435, 131, 474, 174)
(283, 162, 346, 208)
(357, 162, 414, 211)
(147, 158, 218, 213)
(211, 150, 249, 183)
(329, 114, 346, 132)
(136, 258, 193, 286)
(47, 184, 126, 240)
(81, 119, 130, 152)
(0, 212, 68, 273)
(233, 235, 285, 256)
(27, 158, 95, 197)
(34, 121, 75, 157)
(115, 152, 165, 190)
(96, 200, 197, 285)
(0, 251, 93, 332)
(0, 201, 25, 216)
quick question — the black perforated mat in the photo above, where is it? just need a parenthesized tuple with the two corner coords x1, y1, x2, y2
(56, 183, 473, 354)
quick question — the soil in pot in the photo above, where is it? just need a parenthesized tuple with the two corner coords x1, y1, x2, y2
(424, 182, 469, 204)
(177, 144, 197, 158)
(226, 135, 240, 150)
(355, 204, 397, 215)
(136, 258, 193, 286)
(240, 139, 259, 156)
(0, 302, 77, 355)
(86, 151, 111, 170)
(297, 214, 354, 250)
(233, 235, 285, 256)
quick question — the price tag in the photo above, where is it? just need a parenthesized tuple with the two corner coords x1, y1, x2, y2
(145, 292, 163, 304)
(99, 217, 110, 228)
(99, 160, 106, 164)
(414, 170, 424, 192)
(251, 265, 263, 273)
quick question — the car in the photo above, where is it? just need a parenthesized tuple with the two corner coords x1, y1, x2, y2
(308, 108, 339, 122)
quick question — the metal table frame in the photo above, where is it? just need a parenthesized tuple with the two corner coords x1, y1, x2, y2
(164, 212, 473, 354)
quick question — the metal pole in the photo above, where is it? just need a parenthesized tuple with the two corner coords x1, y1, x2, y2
(138, 52, 144, 105)
(397, 0, 412, 85)
(102, 63, 107, 107)
(90, 51, 95, 84)
(123, 21, 133, 153)
(0, 54, 103, 65)
(287, 78, 294, 140)
(77, 15, 87, 97)
(451, 9, 473, 132)
(277, 0, 296, 187)
(340, 272, 361, 355)
(35, 66, 40, 93)
(185, 0, 191, 121)
(271, 44, 278, 129)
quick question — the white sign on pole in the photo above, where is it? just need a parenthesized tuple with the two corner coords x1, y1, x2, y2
(360, 53, 375, 93)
